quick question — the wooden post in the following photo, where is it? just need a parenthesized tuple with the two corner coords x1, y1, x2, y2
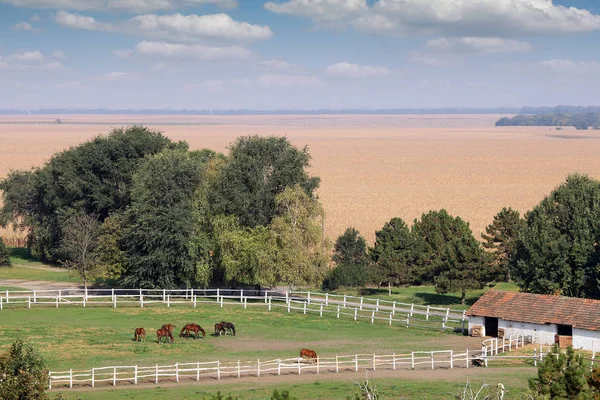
(534, 348, 537, 366)
(155, 364, 158, 383)
(376, 299, 379, 312)
(244, 297, 247, 309)
(113, 366, 117, 386)
(83, 295, 86, 308)
(360, 297, 363, 310)
(197, 362, 200, 381)
(193, 295, 197, 308)
(0, 297, 2, 310)
(450, 350, 453, 369)
(70, 369, 73, 388)
(33, 290, 36, 303)
(303, 302, 307, 315)
(355, 354, 358, 372)
(257, 359, 260, 377)
(389, 313, 393, 326)
(372, 353, 376, 371)
(426, 305, 430, 320)
(354, 308, 357, 321)
(307, 291, 311, 305)
(371, 310, 375, 324)
(264, 289, 268, 304)
(167, 294, 170, 308)
(325, 293, 329, 306)
(237, 360, 241, 378)
(278, 359, 281, 376)
(319, 304, 323, 317)
(466, 349, 469, 368)
(393, 352, 396, 370)
(55, 295, 58, 308)
(288, 301, 291, 313)
(298, 359, 301, 375)
(317, 357, 320, 374)
(343, 294, 347, 308)
(140, 290, 144, 308)
(28, 296, 30, 309)
(175, 363, 179, 382)
(431, 351, 434, 370)
(217, 360, 221, 380)
(92, 368, 95, 387)
(220, 295, 224, 308)
(268, 296, 272, 311)
(285, 290, 289, 304)
(337, 305, 340, 319)
(162, 289, 166, 302)
(392, 301, 396, 315)
(411, 352, 415, 369)
(134, 365, 138, 385)
(336, 355, 339, 373)
(240, 289, 244, 303)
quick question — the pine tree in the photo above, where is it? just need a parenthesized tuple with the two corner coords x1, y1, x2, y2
(529, 345, 590, 399)
(481, 207, 524, 281)
(0, 237, 11, 266)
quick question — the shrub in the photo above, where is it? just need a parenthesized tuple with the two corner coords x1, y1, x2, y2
(0, 237, 10, 266)
(322, 263, 368, 290)
(0, 338, 48, 400)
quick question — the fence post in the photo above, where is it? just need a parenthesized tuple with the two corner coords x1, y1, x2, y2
(355, 354, 358, 372)
(426, 305, 430, 320)
(5, 290, 8, 303)
(175, 363, 179, 383)
(343, 294, 347, 308)
(360, 297, 363, 310)
(216, 288, 220, 304)
(307, 291, 311, 305)
(325, 293, 329, 306)
(162, 289, 166, 302)
(268, 296, 272, 311)
(278, 359, 281, 376)
(411, 352, 415, 369)
(0, 297, 2, 310)
(534, 348, 537, 366)
(389, 313, 393, 326)
(83, 295, 86, 308)
(193, 295, 197, 308)
(244, 297, 247, 309)
(167, 294, 170, 308)
(303, 302, 307, 315)
(392, 301, 396, 315)
(372, 353, 376, 371)
(113, 366, 116, 386)
(298, 359, 301, 375)
(257, 359, 260, 377)
(33, 290, 36, 303)
(354, 308, 357, 321)
(113, 293, 116, 308)
(410, 303, 414, 317)
(462, 310, 467, 334)
(376, 299, 379, 312)
(155, 364, 158, 383)
(288, 301, 291, 313)
(92, 368, 95, 387)
(406, 316, 410, 328)
(337, 305, 340, 319)
(220, 295, 224, 308)
(371, 311, 375, 324)
(140, 290, 144, 308)
(285, 290, 289, 304)
(320, 304, 323, 317)
(70, 369, 73, 388)
(336, 355, 339, 373)
(197, 362, 200, 381)
(450, 350, 453, 369)
(393, 352, 396, 370)
(28, 296, 30, 309)
(134, 365, 137, 385)
(56, 295, 58, 308)
(217, 360, 221, 380)
(466, 349, 469, 368)
(431, 351, 434, 370)
(240, 289, 244, 303)
(238, 360, 241, 378)
(317, 357, 320, 374)
(191, 288, 194, 302)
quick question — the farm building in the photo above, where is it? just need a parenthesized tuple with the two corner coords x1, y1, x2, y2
(467, 290, 600, 351)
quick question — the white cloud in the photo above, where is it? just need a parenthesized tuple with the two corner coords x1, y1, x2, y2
(410, 53, 447, 67)
(51, 50, 65, 59)
(30, 14, 41, 21)
(102, 71, 142, 81)
(186, 77, 252, 92)
(257, 74, 321, 88)
(2, 51, 45, 63)
(55, 10, 118, 32)
(113, 49, 133, 58)
(258, 59, 295, 71)
(326, 62, 391, 78)
(129, 41, 252, 61)
(12, 22, 33, 31)
(425, 37, 532, 54)
(126, 13, 272, 42)
(265, 0, 600, 37)
(541, 59, 600, 72)
(0, 0, 238, 13)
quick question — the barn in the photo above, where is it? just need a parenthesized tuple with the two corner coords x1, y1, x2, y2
(467, 290, 600, 351)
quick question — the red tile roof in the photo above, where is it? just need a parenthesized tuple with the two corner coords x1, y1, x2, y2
(467, 290, 600, 331)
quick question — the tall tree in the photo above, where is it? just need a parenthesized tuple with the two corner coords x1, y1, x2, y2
(214, 135, 320, 228)
(0, 237, 10, 266)
(481, 207, 524, 281)
(333, 227, 369, 266)
(513, 174, 600, 298)
(121, 150, 208, 288)
(0, 338, 49, 400)
(370, 218, 415, 295)
(0, 126, 180, 262)
(412, 210, 492, 304)
(59, 211, 102, 290)
(529, 345, 590, 399)
(270, 185, 330, 288)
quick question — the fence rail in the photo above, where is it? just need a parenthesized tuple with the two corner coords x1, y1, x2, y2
(0, 288, 467, 332)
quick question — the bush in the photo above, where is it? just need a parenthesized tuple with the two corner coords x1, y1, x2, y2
(0, 338, 48, 400)
(0, 237, 10, 266)
(322, 263, 368, 290)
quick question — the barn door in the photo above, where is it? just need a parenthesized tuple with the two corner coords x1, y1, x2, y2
(484, 317, 499, 337)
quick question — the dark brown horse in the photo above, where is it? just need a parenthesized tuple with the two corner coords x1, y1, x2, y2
(214, 323, 225, 336)
(134, 327, 146, 342)
(157, 328, 174, 344)
(161, 324, 176, 334)
(300, 348, 317, 362)
(180, 323, 206, 339)
(220, 321, 236, 336)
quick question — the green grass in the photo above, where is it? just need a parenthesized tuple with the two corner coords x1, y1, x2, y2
(0, 286, 28, 291)
(55, 368, 536, 399)
(330, 282, 520, 310)
(0, 304, 475, 371)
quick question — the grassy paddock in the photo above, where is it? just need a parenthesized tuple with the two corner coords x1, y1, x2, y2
(55, 368, 535, 399)
(0, 303, 478, 371)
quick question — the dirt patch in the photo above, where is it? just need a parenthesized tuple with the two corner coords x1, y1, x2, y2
(215, 338, 358, 353)
(0, 279, 82, 290)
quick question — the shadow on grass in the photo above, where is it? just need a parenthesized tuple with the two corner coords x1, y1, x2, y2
(413, 292, 478, 307)
(9, 247, 38, 262)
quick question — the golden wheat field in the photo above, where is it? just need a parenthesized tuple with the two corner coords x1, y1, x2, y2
(1, 114, 600, 244)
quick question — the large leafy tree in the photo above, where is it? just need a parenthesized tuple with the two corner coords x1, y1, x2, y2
(0, 126, 179, 262)
(214, 135, 320, 228)
(481, 207, 524, 282)
(513, 174, 600, 298)
(121, 149, 210, 288)
(412, 210, 492, 304)
(370, 218, 415, 295)
(0, 338, 48, 400)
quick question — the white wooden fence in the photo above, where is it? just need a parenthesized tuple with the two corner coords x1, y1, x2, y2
(0, 288, 467, 332)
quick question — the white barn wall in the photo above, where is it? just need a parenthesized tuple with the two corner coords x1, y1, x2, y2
(498, 320, 556, 345)
(468, 316, 485, 336)
(573, 328, 600, 351)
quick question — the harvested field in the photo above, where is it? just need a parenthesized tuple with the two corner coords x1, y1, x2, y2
(2, 114, 600, 243)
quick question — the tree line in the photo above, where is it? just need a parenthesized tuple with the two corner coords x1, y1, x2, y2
(1, 126, 599, 301)
(495, 112, 600, 130)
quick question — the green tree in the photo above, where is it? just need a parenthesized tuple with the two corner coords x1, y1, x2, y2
(96, 212, 126, 280)
(59, 211, 102, 290)
(333, 227, 369, 266)
(271, 389, 298, 400)
(513, 174, 600, 298)
(214, 135, 320, 228)
(370, 217, 416, 295)
(0, 126, 179, 262)
(270, 185, 331, 288)
(412, 210, 492, 304)
(0, 338, 48, 400)
(481, 207, 524, 282)
(0, 237, 11, 266)
(529, 345, 590, 399)
(121, 149, 208, 288)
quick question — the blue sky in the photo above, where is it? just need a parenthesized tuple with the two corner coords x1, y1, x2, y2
(1, 0, 600, 110)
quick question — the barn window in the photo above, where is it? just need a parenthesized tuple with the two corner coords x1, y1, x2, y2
(557, 324, 573, 336)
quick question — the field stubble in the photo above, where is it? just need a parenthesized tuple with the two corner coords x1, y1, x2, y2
(2, 115, 600, 243)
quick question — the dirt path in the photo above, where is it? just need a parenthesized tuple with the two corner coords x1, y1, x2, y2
(0, 279, 82, 290)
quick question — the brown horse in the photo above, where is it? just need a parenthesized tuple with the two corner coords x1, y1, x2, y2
(134, 327, 146, 342)
(179, 323, 206, 339)
(300, 348, 317, 362)
(214, 323, 225, 336)
(157, 328, 174, 344)
(220, 321, 236, 336)
(161, 324, 176, 334)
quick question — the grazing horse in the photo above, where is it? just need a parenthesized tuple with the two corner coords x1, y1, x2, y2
(161, 324, 176, 334)
(214, 323, 226, 336)
(220, 321, 236, 336)
(300, 348, 317, 362)
(180, 323, 206, 339)
(157, 328, 173, 344)
(134, 327, 146, 342)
